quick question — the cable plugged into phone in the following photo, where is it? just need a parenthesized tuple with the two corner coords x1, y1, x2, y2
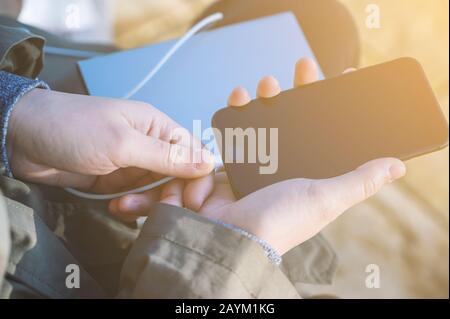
(65, 13, 224, 200)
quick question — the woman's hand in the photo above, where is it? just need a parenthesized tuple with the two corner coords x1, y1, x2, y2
(7, 90, 215, 221)
(159, 58, 406, 255)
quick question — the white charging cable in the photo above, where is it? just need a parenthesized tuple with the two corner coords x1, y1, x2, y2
(123, 12, 224, 99)
(65, 13, 224, 200)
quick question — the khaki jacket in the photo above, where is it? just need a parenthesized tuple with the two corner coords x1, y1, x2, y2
(0, 19, 337, 299)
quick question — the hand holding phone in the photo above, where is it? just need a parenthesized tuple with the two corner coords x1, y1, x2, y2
(190, 59, 408, 255)
(123, 58, 412, 256)
(213, 58, 448, 198)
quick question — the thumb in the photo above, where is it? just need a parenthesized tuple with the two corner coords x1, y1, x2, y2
(316, 158, 406, 219)
(118, 131, 215, 178)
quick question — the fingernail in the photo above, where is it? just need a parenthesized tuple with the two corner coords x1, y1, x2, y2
(389, 163, 406, 182)
(228, 87, 251, 107)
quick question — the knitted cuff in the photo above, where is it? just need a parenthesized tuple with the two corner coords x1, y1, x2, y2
(0, 70, 49, 176)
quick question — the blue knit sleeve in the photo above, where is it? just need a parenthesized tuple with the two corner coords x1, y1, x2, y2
(0, 71, 49, 176)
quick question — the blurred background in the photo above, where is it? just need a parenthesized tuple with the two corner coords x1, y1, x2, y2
(1, 0, 448, 298)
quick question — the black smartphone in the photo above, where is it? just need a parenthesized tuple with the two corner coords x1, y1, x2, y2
(212, 58, 449, 199)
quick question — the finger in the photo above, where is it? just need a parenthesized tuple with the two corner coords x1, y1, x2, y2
(294, 57, 319, 87)
(114, 189, 160, 216)
(108, 198, 141, 223)
(91, 167, 150, 193)
(121, 131, 215, 178)
(256, 76, 281, 98)
(316, 158, 406, 218)
(227, 86, 251, 107)
(139, 105, 201, 151)
(166, 125, 203, 156)
(160, 179, 185, 207)
(183, 173, 214, 211)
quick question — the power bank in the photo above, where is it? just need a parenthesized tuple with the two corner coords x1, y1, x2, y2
(212, 58, 449, 199)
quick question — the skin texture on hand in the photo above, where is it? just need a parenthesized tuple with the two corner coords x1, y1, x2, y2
(122, 57, 406, 254)
(7, 89, 215, 219)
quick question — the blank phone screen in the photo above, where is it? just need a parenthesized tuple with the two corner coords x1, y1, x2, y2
(212, 58, 449, 198)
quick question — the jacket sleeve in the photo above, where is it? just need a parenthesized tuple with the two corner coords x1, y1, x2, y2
(0, 71, 49, 176)
(0, 25, 45, 78)
(117, 203, 301, 299)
